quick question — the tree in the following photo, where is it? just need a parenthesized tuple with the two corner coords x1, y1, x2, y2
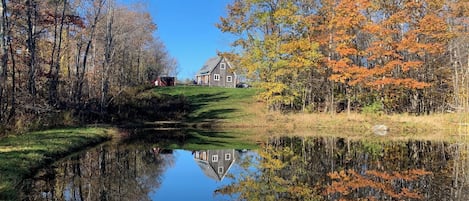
(0, 0, 177, 131)
(0, 0, 8, 123)
(73, 0, 105, 108)
(48, 0, 69, 107)
(218, 0, 321, 111)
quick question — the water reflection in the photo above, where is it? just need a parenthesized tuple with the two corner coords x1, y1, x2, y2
(193, 150, 237, 181)
(20, 144, 175, 201)
(217, 137, 469, 201)
(19, 135, 469, 201)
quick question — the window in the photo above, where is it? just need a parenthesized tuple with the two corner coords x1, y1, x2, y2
(227, 76, 232, 82)
(225, 153, 231, 160)
(214, 74, 220, 81)
(212, 155, 219, 162)
(218, 166, 224, 174)
(220, 63, 226, 69)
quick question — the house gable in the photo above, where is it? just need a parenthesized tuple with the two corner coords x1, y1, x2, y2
(196, 56, 237, 88)
(193, 149, 237, 181)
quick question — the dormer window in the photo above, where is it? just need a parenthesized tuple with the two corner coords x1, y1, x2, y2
(220, 63, 226, 69)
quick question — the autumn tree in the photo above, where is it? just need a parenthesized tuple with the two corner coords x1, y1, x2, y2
(0, 0, 177, 131)
(218, 0, 321, 111)
(446, 0, 469, 113)
(220, 0, 460, 114)
(48, 0, 69, 107)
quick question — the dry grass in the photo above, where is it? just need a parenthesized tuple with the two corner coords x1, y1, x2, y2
(157, 86, 468, 143)
(221, 100, 469, 143)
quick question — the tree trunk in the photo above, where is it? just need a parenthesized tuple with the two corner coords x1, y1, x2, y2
(0, 0, 7, 122)
(49, 0, 67, 107)
(26, 0, 37, 97)
(101, 1, 114, 112)
(74, 0, 105, 108)
(8, 29, 17, 122)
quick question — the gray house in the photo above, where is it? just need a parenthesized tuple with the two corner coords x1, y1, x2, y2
(193, 149, 237, 181)
(195, 56, 237, 88)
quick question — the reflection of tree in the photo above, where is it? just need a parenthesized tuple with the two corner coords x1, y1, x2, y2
(217, 137, 469, 201)
(216, 146, 321, 201)
(326, 169, 431, 200)
(449, 143, 469, 200)
(20, 144, 175, 200)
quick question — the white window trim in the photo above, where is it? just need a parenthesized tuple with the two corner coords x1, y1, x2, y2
(218, 166, 224, 174)
(212, 155, 219, 162)
(214, 74, 220, 81)
(227, 76, 232, 82)
(220, 63, 226, 69)
(225, 153, 231, 160)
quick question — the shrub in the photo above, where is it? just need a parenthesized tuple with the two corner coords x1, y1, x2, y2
(362, 101, 383, 115)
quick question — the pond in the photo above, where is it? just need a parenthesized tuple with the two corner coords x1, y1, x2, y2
(19, 131, 469, 201)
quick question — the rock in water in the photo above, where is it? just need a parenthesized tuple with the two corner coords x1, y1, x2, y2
(372, 125, 389, 136)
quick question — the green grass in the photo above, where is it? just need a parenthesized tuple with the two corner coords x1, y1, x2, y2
(128, 86, 261, 150)
(0, 127, 116, 199)
(154, 86, 259, 124)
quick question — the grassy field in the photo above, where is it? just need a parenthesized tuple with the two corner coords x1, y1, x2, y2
(154, 86, 469, 142)
(153, 85, 260, 124)
(0, 127, 118, 199)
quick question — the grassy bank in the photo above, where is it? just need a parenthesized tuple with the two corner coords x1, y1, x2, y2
(156, 86, 469, 142)
(0, 127, 118, 199)
(154, 85, 259, 124)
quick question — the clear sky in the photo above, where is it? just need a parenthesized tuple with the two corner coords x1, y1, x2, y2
(146, 0, 234, 80)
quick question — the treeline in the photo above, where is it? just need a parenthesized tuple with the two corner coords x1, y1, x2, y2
(0, 0, 177, 131)
(219, 0, 469, 114)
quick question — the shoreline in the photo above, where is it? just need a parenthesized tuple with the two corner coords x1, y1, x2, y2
(0, 127, 120, 199)
(1, 86, 468, 199)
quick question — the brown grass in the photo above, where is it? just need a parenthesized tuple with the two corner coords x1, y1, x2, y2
(220, 100, 469, 143)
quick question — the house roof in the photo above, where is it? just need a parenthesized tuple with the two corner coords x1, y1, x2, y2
(196, 56, 222, 75)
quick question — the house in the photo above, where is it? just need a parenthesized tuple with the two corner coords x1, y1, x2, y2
(195, 56, 238, 88)
(154, 76, 175, 87)
(193, 149, 237, 181)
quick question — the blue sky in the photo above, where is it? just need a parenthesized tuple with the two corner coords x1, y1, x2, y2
(146, 0, 234, 80)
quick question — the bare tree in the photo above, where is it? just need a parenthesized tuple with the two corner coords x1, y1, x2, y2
(26, 0, 38, 97)
(73, 0, 105, 107)
(0, 0, 8, 123)
(48, 0, 68, 107)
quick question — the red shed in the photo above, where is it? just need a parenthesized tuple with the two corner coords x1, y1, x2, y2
(154, 76, 176, 87)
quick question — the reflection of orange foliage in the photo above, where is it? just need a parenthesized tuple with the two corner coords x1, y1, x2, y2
(326, 169, 432, 200)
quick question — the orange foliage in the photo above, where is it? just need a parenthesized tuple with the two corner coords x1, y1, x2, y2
(326, 169, 432, 200)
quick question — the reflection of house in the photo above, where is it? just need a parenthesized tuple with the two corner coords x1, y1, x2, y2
(193, 149, 236, 181)
(195, 56, 238, 88)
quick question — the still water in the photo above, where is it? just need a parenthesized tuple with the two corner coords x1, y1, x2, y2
(20, 133, 469, 201)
